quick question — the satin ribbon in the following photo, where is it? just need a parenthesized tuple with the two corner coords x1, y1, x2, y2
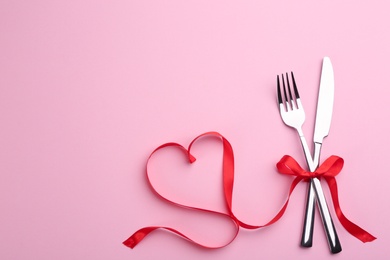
(123, 132, 375, 249)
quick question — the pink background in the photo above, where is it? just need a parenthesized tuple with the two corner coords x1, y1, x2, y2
(0, 0, 388, 259)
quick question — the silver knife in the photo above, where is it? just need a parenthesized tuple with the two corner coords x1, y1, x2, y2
(300, 57, 342, 253)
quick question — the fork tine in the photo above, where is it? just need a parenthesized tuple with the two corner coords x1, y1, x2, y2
(291, 72, 300, 99)
(286, 73, 294, 103)
(281, 74, 289, 109)
(277, 75, 283, 105)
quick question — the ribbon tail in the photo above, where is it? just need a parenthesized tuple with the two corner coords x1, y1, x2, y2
(123, 226, 160, 249)
(123, 220, 240, 249)
(324, 176, 377, 242)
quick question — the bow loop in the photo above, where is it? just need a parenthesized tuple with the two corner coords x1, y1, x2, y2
(276, 155, 344, 179)
(316, 155, 344, 177)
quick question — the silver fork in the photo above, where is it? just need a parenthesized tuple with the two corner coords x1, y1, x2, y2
(277, 73, 313, 169)
(277, 72, 341, 253)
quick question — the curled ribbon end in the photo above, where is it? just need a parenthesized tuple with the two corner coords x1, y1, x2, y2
(123, 237, 137, 249)
(123, 229, 150, 249)
(188, 154, 196, 163)
(362, 234, 377, 243)
(123, 227, 158, 249)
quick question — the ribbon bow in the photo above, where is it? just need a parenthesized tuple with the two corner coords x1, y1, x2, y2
(276, 155, 376, 243)
(277, 154, 344, 179)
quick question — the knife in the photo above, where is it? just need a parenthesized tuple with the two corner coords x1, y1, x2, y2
(300, 57, 342, 253)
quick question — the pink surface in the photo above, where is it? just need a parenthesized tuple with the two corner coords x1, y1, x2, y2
(0, 0, 388, 259)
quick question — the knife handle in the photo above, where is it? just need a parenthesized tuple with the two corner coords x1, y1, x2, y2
(312, 178, 342, 254)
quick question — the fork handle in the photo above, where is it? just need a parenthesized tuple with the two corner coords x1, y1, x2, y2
(301, 142, 321, 247)
(301, 180, 315, 247)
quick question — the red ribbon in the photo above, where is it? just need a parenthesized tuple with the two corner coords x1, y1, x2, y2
(123, 132, 376, 249)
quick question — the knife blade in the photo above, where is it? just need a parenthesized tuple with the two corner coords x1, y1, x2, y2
(314, 56, 334, 144)
(300, 57, 342, 254)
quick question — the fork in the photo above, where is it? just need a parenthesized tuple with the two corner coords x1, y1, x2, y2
(277, 73, 315, 169)
(277, 72, 341, 253)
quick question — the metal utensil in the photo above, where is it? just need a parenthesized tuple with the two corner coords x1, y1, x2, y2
(277, 68, 341, 253)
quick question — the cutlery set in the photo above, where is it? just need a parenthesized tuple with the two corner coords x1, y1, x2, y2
(277, 57, 341, 253)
